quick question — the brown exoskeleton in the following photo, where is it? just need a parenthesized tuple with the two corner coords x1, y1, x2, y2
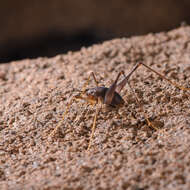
(49, 62, 189, 150)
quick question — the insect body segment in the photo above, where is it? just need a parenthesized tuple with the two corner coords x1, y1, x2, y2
(85, 87, 125, 108)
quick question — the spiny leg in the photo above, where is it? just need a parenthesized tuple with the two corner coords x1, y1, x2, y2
(105, 71, 124, 105)
(115, 70, 133, 101)
(127, 81, 158, 130)
(116, 62, 190, 94)
(91, 72, 99, 87)
(140, 62, 190, 92)
(116, 63, 142, 93)
(87, 99, 101, 150)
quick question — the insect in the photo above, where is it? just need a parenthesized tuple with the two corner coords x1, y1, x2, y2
(49, 62, 189, 150)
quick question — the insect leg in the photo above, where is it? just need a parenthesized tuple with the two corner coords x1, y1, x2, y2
(116, 63, 142, 93)
(104, 71, 124, 104)
(127, 81, 158, 130)
(81, 72, 99, 95)
(91, 72, 99, 87)
(140, 62, 190, 91)
(87, 98, 101, 150)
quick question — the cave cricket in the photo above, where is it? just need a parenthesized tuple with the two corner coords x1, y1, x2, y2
(49, 62, 190, 150)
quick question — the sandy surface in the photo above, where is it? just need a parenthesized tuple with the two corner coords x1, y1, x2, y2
(0, 26, 190, 190)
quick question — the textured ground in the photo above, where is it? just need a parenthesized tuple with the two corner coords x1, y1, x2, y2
(0, 26, 190, 190)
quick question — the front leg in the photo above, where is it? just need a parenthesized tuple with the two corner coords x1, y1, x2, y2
(48, 96, 77, 138)
(87, 98, 101, 150)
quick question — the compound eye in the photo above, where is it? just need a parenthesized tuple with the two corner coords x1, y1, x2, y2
(88, 90, 92, 96)
(86, 88, 96, 96)
(85, 89, 90, 94)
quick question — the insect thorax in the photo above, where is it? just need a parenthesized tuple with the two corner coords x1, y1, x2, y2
(86, 87, 125, 107)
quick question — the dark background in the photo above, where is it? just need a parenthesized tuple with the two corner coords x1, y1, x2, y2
(1, 0, 190, 63)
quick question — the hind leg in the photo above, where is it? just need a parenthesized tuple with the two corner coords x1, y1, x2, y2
(127, 81, 158, 130)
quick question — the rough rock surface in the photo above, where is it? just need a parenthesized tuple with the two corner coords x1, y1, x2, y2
(0, 26, 190, 190)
